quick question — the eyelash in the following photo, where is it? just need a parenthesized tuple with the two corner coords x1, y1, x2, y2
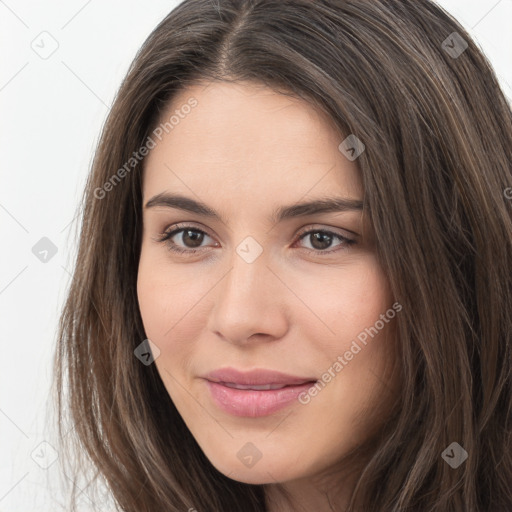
(156, 223, 356, 256)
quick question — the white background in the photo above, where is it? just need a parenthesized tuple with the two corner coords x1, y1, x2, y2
(1, 1, 511, 510)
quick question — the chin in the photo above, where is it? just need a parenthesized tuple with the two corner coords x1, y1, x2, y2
(206, 451, 304, 485)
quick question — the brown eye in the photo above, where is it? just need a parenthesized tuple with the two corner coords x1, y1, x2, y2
(157, 225, 356, 257)
(175, 229, 205, 248)
(158, 226, 215, 254)
(296, 229, 356, 254)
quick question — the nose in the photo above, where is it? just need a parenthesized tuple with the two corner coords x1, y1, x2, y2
(207, 243, 289, 346)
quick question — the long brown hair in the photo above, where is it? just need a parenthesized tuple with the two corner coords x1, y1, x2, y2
(53, 1, 512, 510)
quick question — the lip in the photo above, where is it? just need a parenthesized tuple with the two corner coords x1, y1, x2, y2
(203, 367, 318, 417)
(204, 367, 317, 386)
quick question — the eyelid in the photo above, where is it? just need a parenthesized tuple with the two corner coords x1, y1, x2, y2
(156, 222, 357, 255)
(156, 222, 360, 245)
(295, 223, 358, 240)
(155, 222, 216, 246)
(157, 222, 357, 241)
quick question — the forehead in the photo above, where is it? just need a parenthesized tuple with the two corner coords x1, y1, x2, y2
(142, 81, 362, 205)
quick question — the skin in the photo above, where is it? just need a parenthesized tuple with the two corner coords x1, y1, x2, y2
(137, 81, 400, 511)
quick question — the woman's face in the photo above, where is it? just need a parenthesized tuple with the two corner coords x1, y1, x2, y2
(137, 81, 399, 487)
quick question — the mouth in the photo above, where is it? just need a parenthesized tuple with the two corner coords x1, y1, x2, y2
(204, 366, 317, 387)
(215, 381, 315, 391)
(202, 367, 318, 417)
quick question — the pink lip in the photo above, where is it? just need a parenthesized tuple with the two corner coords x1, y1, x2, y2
(204, 367, 317, 386)
(203, 367, 318, 417)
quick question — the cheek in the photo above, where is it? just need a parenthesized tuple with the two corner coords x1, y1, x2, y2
(136, 256, 208, 408)
(292, 256, 398, 414)
(136, 261, 169, 339)
(136, 250, 208, 350)
(290, 255, 393, 350)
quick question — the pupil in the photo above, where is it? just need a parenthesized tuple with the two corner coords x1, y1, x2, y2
(183, 230, 203, 248)
(311, 232, 332, 250)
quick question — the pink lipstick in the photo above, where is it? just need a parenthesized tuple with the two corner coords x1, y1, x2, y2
(203, 367, 317, 417)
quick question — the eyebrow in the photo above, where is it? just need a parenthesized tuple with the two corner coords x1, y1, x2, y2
(144, 192, 364, 224)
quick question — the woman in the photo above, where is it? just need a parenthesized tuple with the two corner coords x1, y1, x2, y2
(53, 0, 512, 510)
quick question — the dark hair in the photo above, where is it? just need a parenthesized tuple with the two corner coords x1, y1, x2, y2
(53, 0, 512, 510)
